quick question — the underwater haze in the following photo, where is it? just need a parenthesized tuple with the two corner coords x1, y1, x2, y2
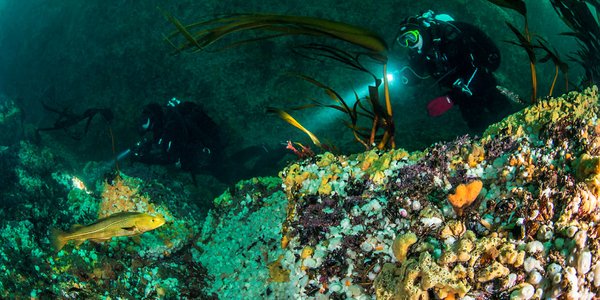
(0, 0, 599, 298)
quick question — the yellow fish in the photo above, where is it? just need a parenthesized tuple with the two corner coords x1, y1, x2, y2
(51, 212, 165, 251)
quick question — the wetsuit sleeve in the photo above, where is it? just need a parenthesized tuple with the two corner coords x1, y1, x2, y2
(451, 22, 501, 72)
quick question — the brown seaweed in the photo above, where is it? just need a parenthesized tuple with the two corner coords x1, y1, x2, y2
(164, 12, 395, 150)
(551, 0, 600, 87)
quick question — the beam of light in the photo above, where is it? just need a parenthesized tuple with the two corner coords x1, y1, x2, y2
(116, 149, 131, 161)
(93, 149, 131, 176)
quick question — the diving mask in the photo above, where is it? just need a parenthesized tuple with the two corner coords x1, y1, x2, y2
(396, 29, 423, 51)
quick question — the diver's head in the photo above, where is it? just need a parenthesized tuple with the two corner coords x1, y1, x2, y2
(394, 16, 429, 54)
(396, 28, 423, 51)
(394, 10, 455, 54)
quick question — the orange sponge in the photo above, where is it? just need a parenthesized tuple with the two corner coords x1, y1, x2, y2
(448, 180, 483, 216)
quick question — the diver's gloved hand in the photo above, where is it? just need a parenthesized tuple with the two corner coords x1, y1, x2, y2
(130, 137, 178, 165)
(130, 138, 151, 160)
(452, 78, 473, 96)
(427, 95, 454, 117)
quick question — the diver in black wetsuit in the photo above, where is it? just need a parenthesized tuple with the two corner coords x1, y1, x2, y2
(395, 10, 512, 131)
(130, 98, 288, 183)
(131, 98, 222, 173)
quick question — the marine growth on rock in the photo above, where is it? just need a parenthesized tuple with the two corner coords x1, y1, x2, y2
(258, 87, 600, 299)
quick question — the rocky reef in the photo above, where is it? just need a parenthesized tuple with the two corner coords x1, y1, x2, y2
(195, 87, 600, 299)
(1, 87, 599, 298)
(0, 144, 210, 298)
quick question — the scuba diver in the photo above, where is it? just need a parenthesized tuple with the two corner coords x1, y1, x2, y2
(394, 10, 512, 131)
(131, 98, 221, 172)
(130, 98, 289, 184)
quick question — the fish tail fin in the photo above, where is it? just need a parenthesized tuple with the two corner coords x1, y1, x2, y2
(50, 228, 67, 251)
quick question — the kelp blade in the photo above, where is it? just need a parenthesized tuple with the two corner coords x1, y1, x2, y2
(267, 108, 322, 147)
(164, 13, 388, 62)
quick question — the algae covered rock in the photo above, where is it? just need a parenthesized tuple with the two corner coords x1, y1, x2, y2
(0, 168, 209, 299)
(176, 87, 600, 299)
(192, 177, 295, 299)
(269, 87, 600, 299)
(484, 86, 599, 138)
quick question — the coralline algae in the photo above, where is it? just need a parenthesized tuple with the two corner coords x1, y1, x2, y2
(193, 87, 600, 299)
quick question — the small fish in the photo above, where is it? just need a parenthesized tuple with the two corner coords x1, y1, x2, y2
(497, 85, 526, 105)
(51, 212, 165, 251)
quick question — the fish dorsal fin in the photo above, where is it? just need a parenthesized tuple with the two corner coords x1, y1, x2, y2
(91, 211, 140, 225)
(91, 211, 140, 223)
